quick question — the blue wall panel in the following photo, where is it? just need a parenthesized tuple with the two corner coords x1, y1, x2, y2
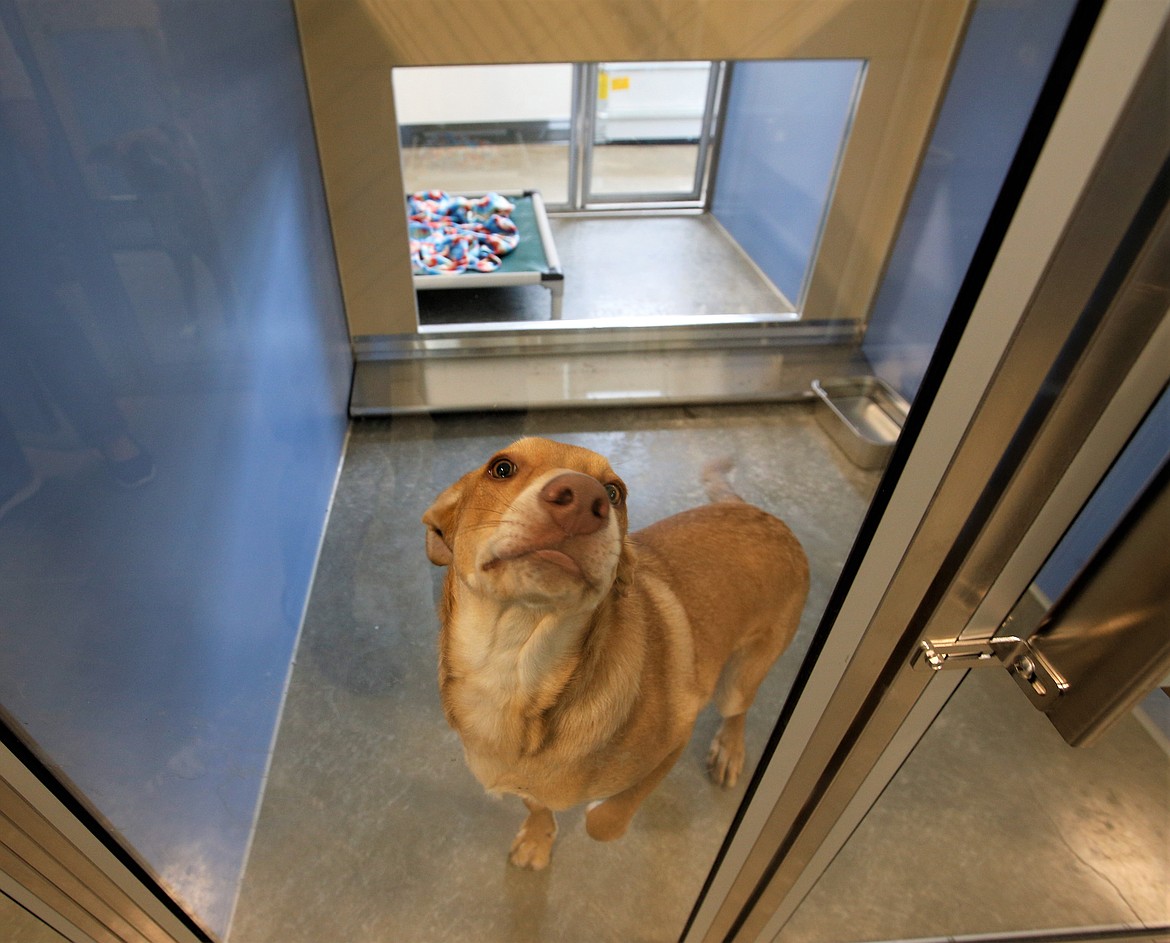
(0, 1, 351, 935)
(712, 59, 862, 306)
(862, 0, 1076, 401)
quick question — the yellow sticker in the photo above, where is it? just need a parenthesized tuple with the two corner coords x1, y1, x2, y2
(598, 73, 608, 100)
(612, 75, 630, 91)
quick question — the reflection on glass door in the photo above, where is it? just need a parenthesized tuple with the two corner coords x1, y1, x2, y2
(0, 1, 351, 939)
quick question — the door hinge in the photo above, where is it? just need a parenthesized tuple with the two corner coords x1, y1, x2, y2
(913, 635, 1070, 710)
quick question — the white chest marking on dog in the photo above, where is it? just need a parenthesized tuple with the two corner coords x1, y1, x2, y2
(448, 596, 589, 750)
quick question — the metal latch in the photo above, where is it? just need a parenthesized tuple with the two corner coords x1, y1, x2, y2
(914, 635, 1070, 711)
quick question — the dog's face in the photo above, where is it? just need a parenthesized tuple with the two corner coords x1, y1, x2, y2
(423, 438, 630, 609)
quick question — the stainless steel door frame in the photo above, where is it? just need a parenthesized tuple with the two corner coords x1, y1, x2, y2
(684, 1, 1170, 939)
(0, 737, 206, 943)
(692, 61, 725, 206)
(568, 63, 588, 211)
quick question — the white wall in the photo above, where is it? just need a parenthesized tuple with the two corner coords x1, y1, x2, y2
(392, 64, 573, 125)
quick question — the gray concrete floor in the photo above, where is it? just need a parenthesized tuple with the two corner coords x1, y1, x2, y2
(416, 214, 793, 326)
(228, 405, 1169, 943)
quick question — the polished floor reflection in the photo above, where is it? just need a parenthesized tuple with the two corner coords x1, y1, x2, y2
(229, 403, 879, 942)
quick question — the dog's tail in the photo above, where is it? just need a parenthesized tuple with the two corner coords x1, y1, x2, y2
(701, 456, 745, 504)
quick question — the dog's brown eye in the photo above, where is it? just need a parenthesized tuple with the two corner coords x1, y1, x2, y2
(488, 458, 516, 479)
(605, 483, 622, 506)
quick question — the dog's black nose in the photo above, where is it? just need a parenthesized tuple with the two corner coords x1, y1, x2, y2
(540, 472, 609, 536)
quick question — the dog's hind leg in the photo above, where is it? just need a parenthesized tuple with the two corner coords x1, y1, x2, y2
(585, 744, 685, 842)
(708, 602, 802, 788)
(509, 798, 557, 870)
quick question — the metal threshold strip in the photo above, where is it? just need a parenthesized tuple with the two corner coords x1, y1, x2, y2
(354, 316, 855, 360)
(350, 319, 867, 415)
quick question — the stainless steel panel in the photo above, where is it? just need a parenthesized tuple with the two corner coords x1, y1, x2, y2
(1026, 459, 1170, 747)
(812, 377, 908, 469)
(356, 312, 842, 357)
(352, 343, 870, 414)
(346, 343, 870, 409)
(1, 742, 204, 943)
(910, 25, 1170, 658)
(351, 319, 865, 413)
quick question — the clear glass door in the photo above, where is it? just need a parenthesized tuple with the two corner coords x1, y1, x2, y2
(687, 2, 1170, 938)
(582, 61, 719, 206)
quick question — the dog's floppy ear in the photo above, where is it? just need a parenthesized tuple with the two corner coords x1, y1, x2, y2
(422, 482, 463, 566)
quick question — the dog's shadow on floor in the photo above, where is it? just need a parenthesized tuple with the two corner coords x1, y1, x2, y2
(502, 860, 554, 942)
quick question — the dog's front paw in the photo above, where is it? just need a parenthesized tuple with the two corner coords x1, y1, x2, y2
(707, 728, 745, 788)
(509, 811, 557, 870)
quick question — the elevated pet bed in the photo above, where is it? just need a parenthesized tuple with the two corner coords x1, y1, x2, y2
(408, 189, 564, 320)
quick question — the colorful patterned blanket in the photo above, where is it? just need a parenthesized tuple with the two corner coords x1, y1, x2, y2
(407, 190, 519, 275)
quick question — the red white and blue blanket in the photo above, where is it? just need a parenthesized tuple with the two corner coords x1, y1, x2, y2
(407, 190, 519, 275)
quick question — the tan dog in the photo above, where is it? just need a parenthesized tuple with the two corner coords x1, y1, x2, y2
(422, 437, 808, 869)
